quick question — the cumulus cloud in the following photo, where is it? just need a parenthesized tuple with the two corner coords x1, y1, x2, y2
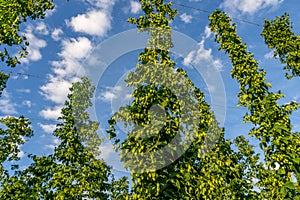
(40, 37, 91, 106)
(39, 106, 63, 121)
(22, 100, 32, 108)
(180, 13, 193, 23)
(204, 26, 212, 39)
(22, 26, 47, 63)
(98, 142, 115, 160)
(58, 37, 92, 60)
(67, 0, 116, 36)
(41, 0, 116, 122)
(18, 150, 25, 158)
(183, 39, 223, 72)
(35, 22, 49, 35)
(221, 0, 284, 15)
(98, 86, 122, 102)
(183, 40, 212, 64)
(0, 91, 17, 115)
(98, 86, 131, 102)
(264, 51, 274, 59)
(67, 10, 111, 36)
(45, 6, 56, 17)
(51, 28, 63, 41)
(49, 37, 91, 78)
(45, 138, 60, 150)
(130, 1, 141, 14)
(40, 77, 73, 104)
(182, 26, 221, 68)
(39, 123, 57, 133)
(98, 142, 127, 173)
(40, 37, 92, 121)
(183, 51, 195, 66)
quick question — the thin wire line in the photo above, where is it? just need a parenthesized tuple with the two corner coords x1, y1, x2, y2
(173, 2, 211, 14)
(172, 2, 263, 27)
(2, 69, 300, 119)
(0, 69, 109, 90)
(1, 70, 74, 83)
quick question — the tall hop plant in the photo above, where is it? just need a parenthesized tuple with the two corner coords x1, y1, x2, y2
(108, 1, 255, 199)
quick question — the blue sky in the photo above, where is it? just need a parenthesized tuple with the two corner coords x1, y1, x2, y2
(1, 0, 300, 176)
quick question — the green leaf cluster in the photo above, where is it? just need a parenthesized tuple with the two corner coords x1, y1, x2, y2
(0, 0, 55, 97)
(0, 116, 33, 180)
(209, 10, 300, 199)
(1, 0, 300, 199)
(262, 14, 300, 79)
(0, 78, 128, 199)
(0, 0, 55, 67)
(108, 1, 258, 199)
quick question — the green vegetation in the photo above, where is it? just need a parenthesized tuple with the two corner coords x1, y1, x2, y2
(0, 0, 55, 95)
(0, 0, 299, 199)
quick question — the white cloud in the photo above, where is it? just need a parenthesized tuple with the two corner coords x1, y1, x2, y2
(26, 36, 46, 61)
(50, 37, 91, 78)
(45, 144, 56, 150)
(51, 61, 83, 78)
(53, 138, 60, 145)
(97, 142, 127, 173)
(45, 6, 56, 17)
(264, 51, 274, 59)
(59, 37, 92, 60)
(39, 123, 56, 133)
(193, 40, 213, 62)
(35, 22, 49, 35)
(67, 10, 111, 36)
(183, 51, 195, 66)
(98, 142, 115, 160)
(40, 37, 91, 106)
(182, 39, 223, 71)
(180, 13, 193, 23)
(274, 162, 280, 170)
(17, 143, 26, 158)
(67, 0, 116, 36)
(221, 0, 284, 15)
(195, 42, 212, 61)
(40, 77, 73, 104)
(40, 0, 116, 123)
(130, 1, 141, 14)
(101, 91, 116, 101)
(45, 138, 60, 150)
(39, 106, 63, 121)
(16, 89, 31, 93)
(84, 0, 115, 10)
(22, 26, 47, 63)
(12, 74, 29, 80)
(0, 91, 17, 115)
(204, 26, 212, 39)
(40, 37, 92, 122)
(212, 59, 224, 72)
(18, 150, 25, 158)
(51, 28, 63, 41)
(98, 86, 131, 102)
(22, 100, 32, 108)
(41, 0, 116, 122)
